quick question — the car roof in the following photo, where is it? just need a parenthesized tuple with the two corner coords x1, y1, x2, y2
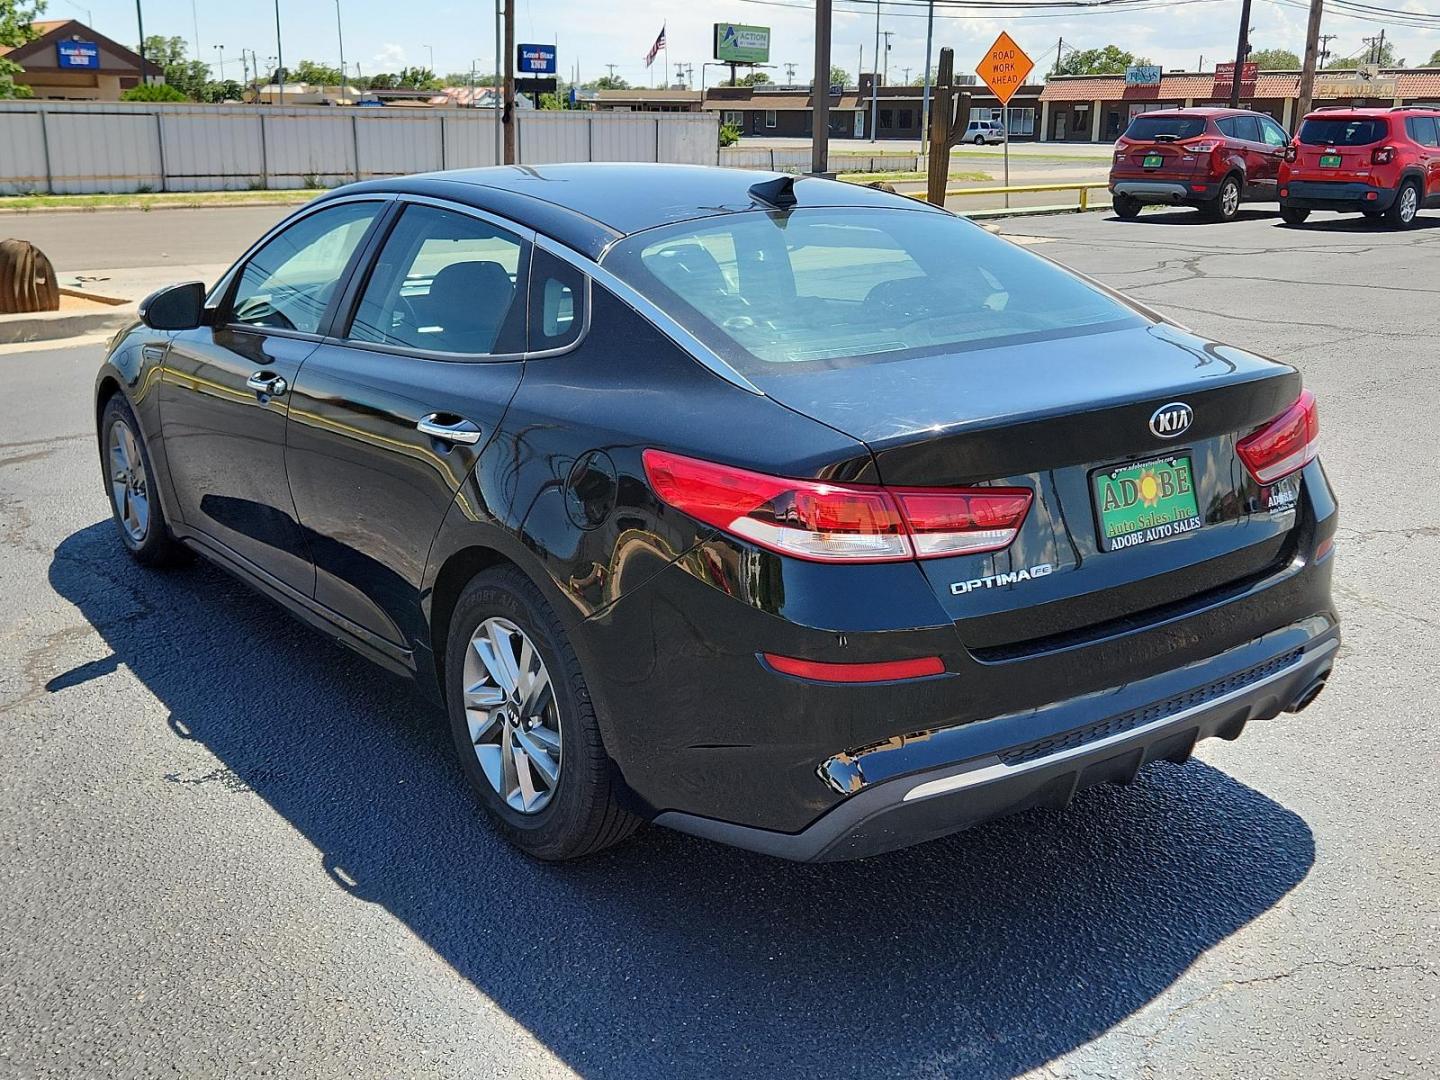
(1135, 107, 1254, 117)
(321, 163, 947, 261)
(1303, 107, 1439, 117)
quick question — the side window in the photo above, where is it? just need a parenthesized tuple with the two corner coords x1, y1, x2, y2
(1233, 116, 1262, 143)
(229, 201, 380, 334)
(1407, 116, 1440, 147)
(528, 248, 587, 352)
(1260, 118, 1288, 147)
(348, 204, 528, 356)
(1215, 117, 1236, 138)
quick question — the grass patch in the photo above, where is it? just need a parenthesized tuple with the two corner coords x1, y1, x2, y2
(0, 190, 326, 213)
(840, 169, 992, 183)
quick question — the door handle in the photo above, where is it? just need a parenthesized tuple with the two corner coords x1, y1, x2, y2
(417, 413, 482, 445)
(246, 371, 288, 397)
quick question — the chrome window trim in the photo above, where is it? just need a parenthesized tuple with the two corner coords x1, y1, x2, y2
(540, 234, 764, 396)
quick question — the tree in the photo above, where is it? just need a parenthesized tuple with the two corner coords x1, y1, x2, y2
(445, 71, 499, 87)
(139, 35, 210, 99)
(737, 71, 770, 86)
(394, 66, 439, 90)
(911, 66, 939, 86)
(828, 66, 849, 87)
(121, 82, 188, 102)
(584, 74, 629, 90)
(1052, 45, 1148, 77)
(1, 0, 44, 100)
(1429, 49, 1440, 67)
(292, 59, 343, 86)
(1249, 48, 1300, 69)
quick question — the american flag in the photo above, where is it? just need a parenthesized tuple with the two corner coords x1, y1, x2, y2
(644, 24, 666, 68)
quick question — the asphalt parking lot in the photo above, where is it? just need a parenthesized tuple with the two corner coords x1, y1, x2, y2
(1, 206, 1437, 1079)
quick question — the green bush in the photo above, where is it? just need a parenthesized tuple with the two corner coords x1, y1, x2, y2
(719, 122, 741, 148)
(121, 83, 188, 102)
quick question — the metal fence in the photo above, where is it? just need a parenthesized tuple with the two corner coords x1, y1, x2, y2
(0, 102, 721, 195)
(719, 147, 924, 174)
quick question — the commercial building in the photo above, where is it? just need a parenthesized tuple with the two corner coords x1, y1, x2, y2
(589, 88, 703, 113)
(0, 19, 160, 101)
(1039, 69, 1440, 141)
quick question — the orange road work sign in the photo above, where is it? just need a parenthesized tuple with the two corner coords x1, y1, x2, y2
(975, 33, 1034, 105)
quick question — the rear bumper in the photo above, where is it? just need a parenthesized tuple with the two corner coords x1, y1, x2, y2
(656, 624, 1338, 861)
(1280, 179, 1397, 212)
(1111, 179, 1215, 204)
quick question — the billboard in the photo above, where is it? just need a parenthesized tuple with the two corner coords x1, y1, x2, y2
(56, 41, 100, 69)
(518, 44, 557, 75)
(714, 23, 770, 64)
(1125, 64, 1162, 86)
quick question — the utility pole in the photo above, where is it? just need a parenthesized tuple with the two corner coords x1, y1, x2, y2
(503, 0, 515, 163)
(494, 0, 502, 163)
(785, 62, 796, 85)
(1296, 0, 1325, 122)
(1053, 36, 1064, 76)
(1228, 0, 1253, 108)
(881, 30, 894, 88)
(135, 1, 147, 85)
(1319, 34, 1336, 67)
(605, 63, 617, 80)
(811, 0, 832, 174)
(274, 0, 285, 104)
(870, 0, 881, 143)
(335, 0, 346, 96)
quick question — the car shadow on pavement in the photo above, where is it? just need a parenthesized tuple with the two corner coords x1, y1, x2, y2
(49, 521, 1317, 1080)
(1272, 215, 1440, 233)
(1115, 209, 1276, 226)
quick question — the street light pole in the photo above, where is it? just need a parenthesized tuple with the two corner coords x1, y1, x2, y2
(336, 1, 347, 98)
(920, 0, 936, 156)
(870, 0, 880, 143)
(134, 1, 148, 85)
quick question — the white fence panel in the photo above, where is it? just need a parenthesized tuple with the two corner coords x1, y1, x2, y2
(0, 111, 47, 194)
(356, 111, 444, 178)
(517, 111, 591, 165)
(264, 112, 355, 187)
(160, 110, 264, 190)
(588, 112, 661, 162)
(440, 113, 502, 169)
(658, 114, 719, 167)
(46, 109, 161, 193)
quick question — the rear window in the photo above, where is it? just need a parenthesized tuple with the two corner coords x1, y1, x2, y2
(1123, 115, 1207, 141)
(1298, 117, 1389, 146)
(601, 208, 1141, 372)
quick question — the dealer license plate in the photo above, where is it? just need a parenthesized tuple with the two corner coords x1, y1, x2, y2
(1142, 153, 1164, 168)
(1092, 454, 1201, 552)
(1319, 154, 1342, 168)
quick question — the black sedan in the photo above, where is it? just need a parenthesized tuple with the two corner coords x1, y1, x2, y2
(95, 164, 1339, 861)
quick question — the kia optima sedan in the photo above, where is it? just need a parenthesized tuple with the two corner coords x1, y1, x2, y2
(96, 164, 1339, 861)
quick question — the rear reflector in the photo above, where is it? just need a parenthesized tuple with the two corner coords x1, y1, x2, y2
(763, 653, 945, 683)
(643, 449, 1032, 564)
(1237, 390, 1319, 485)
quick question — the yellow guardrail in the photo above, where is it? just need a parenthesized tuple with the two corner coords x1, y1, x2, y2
(942, 181, 1112, 211)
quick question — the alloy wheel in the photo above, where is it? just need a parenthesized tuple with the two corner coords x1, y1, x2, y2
(107, 419, 150, 543)
(1400, 185, 1418, 224)
(462, 616, 562, 814)
(1221, 180, 1240, 219)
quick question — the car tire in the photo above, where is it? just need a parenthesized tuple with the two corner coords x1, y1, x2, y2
(444, 566, 643, 861)
(1385, 180, 1421, 229)
(100, 394, 187, 567)
(1113, 194, 1142, 220)
(1202, 175, 1242, 222)
(1279, 206, 1310, 226)
(974, 134, 985, 145)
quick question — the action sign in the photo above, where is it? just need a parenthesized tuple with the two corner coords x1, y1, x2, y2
(517, 44, 557, 75)
(714, 23, 770, 64)
(975, 32, 1033, 105)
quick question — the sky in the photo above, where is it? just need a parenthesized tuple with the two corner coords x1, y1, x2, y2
(63, 0, 1440, 88)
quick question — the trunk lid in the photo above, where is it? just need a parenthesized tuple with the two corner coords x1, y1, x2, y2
(1112, 138, 1207, 181)
(1293, 115, 1392, 183)
(749, 321, 1303, 653)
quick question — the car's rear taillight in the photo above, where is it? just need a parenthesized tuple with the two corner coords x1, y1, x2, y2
(1236, 390, 1319, 485)
(642, 450, 1032, 564)
(1284, 144, 1298, 162)
(1189, 140, 1220, 153)
(1372, 145, 1395, 165)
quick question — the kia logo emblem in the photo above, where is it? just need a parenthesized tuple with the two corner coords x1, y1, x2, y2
(1149, 402, 1193, 439)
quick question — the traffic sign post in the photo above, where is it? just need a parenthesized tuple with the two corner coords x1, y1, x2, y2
(975, 32, 1034, 208)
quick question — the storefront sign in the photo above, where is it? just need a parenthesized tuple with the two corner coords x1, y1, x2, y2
(714, 23, 770, 64)
(1125, 65, 1162, 87)
(56, 40, 100, 69)
(517, 44, 557, 76)
(1213, 62, 1258, 91)
(1314, 73, 1398, 99)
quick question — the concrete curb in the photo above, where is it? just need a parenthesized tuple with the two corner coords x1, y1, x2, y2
(961, 201, 1113, 221)
(0, 300, 136, 345)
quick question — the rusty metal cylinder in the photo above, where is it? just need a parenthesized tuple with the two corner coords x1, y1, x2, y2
(0, 239, 61, 315)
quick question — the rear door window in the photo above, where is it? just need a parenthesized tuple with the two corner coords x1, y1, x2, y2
(1123, 115, 1207, 141)
(1230, 116, 1262, 143)
(1298, 117, 1389, 146)
(1259, 117, 1289, 146)
(1406, 116, 1440, 147)
(348, 204, 529, 356)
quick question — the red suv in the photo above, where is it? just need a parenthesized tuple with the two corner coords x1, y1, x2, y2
(1279, 107, 1440, 228)
(1110, 108, 1291, 222)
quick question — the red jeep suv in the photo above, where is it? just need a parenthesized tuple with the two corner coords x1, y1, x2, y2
(1110, 108, 1291, 222)
(1279, 107, 1440, 228)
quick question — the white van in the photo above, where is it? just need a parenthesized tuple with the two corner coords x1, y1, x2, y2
(963, 119, 1007, 145)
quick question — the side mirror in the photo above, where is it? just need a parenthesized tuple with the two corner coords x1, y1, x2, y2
(139, 281, 206, 331)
